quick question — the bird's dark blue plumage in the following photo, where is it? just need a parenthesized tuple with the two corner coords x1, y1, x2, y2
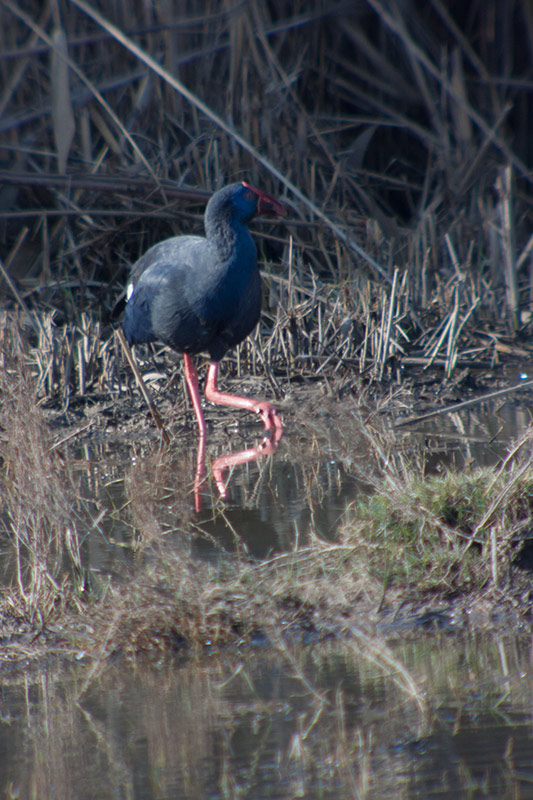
(122, 181, 287, 435)
(123, 183, 279, 361)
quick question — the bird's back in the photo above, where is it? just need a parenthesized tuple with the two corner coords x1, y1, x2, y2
(123, 232, 261, 361)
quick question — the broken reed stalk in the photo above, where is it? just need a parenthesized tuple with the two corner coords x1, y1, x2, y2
(0, 257, 35, 326)
(444, 284, 459, 378)
(490, 526, 498, 586)
(116, 327, 170, 445)
(424, 307, 456, 369)
(496, 165, 518, 328)
(395, 377, 533, 428)
(378, 266, 399, 380)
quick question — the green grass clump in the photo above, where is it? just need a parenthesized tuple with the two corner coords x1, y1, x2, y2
(340, 463, 533, 593)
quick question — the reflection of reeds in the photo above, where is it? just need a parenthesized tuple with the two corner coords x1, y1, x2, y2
(8, 634, 529, 799)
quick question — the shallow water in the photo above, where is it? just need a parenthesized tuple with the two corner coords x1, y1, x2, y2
(76, 427, 365, 565)
(3, 401, 533, 797)
(406, 400, 533, 470)
(1, 633, 532, 798)
(76, 400, 533, 567)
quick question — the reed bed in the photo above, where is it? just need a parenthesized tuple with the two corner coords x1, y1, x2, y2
(0, 0, 532, 402)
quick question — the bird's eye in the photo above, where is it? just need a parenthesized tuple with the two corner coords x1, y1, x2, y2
(244, 190, 254, 201)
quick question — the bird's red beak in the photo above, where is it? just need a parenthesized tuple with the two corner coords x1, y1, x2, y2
(242, 181, 288, 217)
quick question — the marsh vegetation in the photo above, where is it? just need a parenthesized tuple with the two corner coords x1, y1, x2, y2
(1, 0, 533, 667)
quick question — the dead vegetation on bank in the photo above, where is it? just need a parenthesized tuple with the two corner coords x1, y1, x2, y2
(1, 1, 533, 661)
(1, 345, 533, 668)
(0, 0, 532, 405)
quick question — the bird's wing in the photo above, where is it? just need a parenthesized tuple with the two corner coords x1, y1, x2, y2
(126, 240, 222, 352)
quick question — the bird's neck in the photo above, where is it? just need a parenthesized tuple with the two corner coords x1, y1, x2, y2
(205, 216, 255, 266)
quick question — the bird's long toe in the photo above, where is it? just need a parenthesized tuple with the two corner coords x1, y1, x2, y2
(254, 401, 283, 432)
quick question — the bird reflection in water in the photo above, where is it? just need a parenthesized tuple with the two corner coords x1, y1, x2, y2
(193, 425, 283, 512)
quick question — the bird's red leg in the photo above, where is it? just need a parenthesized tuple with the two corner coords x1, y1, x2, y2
(193, 433, 207, 512)
(182, 353, 207, 436)
(204, 362, 283, 431)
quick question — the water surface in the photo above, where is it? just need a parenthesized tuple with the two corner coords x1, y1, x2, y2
(1, 633, 532, 798)
(2, 402, 533, 797)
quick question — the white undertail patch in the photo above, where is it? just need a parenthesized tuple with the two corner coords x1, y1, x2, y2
(126, 282, 134, 301)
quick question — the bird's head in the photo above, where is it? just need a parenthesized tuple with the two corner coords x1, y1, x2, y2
(205, 182, 287, 233)
(240, 181, 288, 219)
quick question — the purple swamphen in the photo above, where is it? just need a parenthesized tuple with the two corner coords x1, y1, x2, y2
(123, 182, 287, 435)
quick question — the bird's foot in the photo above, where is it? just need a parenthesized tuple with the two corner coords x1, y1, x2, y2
(254, 401, 284, 432)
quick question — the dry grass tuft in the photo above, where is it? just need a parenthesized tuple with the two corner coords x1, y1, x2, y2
(339, 427, 533, 594)
(0, 349, 85, 623)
